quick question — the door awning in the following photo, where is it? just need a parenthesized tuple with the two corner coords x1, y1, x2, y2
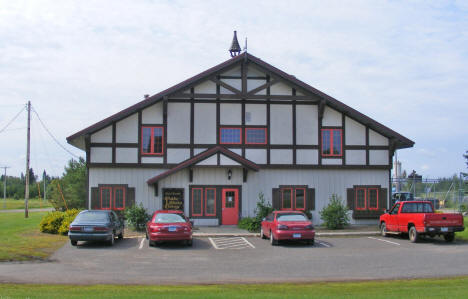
(146, 146, 260, 185)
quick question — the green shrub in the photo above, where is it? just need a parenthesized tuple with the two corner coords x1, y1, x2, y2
(125, 204, 150, 231)
(238, 193, 273, 232)
(58, 209, 80, 235)
(319, 194, 350, 229)
(39, 211, 65, 234)
(40, 209, 81, 235)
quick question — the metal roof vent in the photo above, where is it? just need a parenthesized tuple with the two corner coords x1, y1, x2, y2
(229, 30, 241, 57)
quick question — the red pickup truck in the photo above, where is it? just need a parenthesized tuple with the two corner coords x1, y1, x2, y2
(379, 201, 464, 243)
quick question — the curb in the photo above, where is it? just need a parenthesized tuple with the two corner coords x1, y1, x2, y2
(125, 232, 380, 238)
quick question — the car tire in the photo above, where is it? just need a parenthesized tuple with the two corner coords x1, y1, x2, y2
(444, 233, 455, 243)
(270, 231, 278, 246)
(108, 233, 115, 246)
(409, 226, 419, 243)
(118, 231, 124, 240)
(145, 231, 149, 240)
(260, 228, 267, 239)
(71, 240, 77, 246)
(380, 222, 388, 237)
(149, 240, 154, 247)
(307, 239, 314, 246)
(186, 239, 193, 247)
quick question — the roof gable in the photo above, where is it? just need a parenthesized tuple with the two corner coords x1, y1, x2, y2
(67, 52, 414, 150)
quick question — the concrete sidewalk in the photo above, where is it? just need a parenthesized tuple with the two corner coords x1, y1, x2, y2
(192, 225, 380, 237)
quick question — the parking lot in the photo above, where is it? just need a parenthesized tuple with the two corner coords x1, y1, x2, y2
(1, 235, 467, 285)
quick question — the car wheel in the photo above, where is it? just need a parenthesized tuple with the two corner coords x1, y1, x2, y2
(307, 239, 314, 246)
(270, 231, 278, 246)
(380, 222, 388, 237)
(108, 233, 115, 246)
(145, 231, 149, 240)
(118, 231, 124, 240)
(149, 240, 154, 247)
(260, 228, 267, 239)
(71, 240, 77, 246)
(186, 239, 193, 247)
(409, 226, 419, 243)
(444, 233, 455, 243)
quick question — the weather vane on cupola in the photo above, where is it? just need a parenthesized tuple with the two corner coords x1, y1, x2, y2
(229, 30, 247, 57)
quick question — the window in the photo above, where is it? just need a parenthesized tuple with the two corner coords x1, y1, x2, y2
(321, 129, 342, 157)
(141, 126, 164, 155)
(401, 202, 433, 213)
(100, 187, 112, 210)
(245, 128, 267, 144)
(191, 187, 220, 217)
(220, 127, 242, 144)
(281, 188, 307, 211)
(205, 188, 216, 216)
(355, 187, 381, 211)
(114, 187, 125, 210)
(99, 186, 127, 210)
(355, 188, 366, 210)
(192, 188, 203, 216)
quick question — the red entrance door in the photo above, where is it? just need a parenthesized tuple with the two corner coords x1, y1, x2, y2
(222, 188, 239, 225)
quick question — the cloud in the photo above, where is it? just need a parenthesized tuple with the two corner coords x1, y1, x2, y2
(0, 0, 467, 177)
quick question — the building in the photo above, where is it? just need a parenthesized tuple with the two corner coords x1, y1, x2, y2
(67, 35, 414, 225)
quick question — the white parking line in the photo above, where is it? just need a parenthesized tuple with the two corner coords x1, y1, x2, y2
(139, 238, 145, 249)
(368, 237, 400, 246)
(241, 237, 255, 249)
(209, 237, 255, 249)
(316, 241, 331, 248)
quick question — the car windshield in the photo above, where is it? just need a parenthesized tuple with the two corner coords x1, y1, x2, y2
(277, 214, 308, 221)
(154, 213, 186, 223)
(75, 211, 109, 222)
(401, 202, 434, 213)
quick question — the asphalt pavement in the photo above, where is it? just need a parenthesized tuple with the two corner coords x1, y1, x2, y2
(1, 235, 467, 285)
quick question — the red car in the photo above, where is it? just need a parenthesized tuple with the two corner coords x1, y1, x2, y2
(146, 210, 193, 247)
(260, 211, 315, 245)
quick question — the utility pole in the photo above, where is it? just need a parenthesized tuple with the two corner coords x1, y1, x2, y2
(25, 101, 31, 218)
(43, 170, 47, 202)
(1, 166, 9, 210)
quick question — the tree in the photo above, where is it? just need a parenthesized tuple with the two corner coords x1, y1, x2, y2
(47, 157, 87, 210)
(463, 150, 468, 175)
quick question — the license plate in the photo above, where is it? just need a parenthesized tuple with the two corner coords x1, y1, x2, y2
(441, 227, 448, 232)
(293, 233, 301, 238)
(168, 227, 177, 232)
(83, 227, 93, 232)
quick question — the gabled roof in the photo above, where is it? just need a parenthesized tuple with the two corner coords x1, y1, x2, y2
(67, 52, 414, 150)
(146, 146, 260, 185)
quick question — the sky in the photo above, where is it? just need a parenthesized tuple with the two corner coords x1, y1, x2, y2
(0, 0, 467, 179)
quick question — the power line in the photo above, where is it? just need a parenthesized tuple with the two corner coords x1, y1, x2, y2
(31, 106, 80, 159)
(0, 105, 25, 134)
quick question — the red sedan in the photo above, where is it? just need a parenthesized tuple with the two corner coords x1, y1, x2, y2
(260, 211, 315, 245)
(146, 210, 193, 247)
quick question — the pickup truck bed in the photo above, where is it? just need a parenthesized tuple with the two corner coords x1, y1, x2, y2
(379, 201, 464, 243)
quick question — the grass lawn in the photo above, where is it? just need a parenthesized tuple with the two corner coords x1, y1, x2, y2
(0, 212, 66, 261)
(1, 276, 468, 298)
(0, 198, 53, 210)
(455, 216, 468, 241)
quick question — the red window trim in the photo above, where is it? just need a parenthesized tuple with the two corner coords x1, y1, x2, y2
(294, 188, 306, 211)
(205, 188, 217, 216)
(100, 187, 112, 210)
(113, 186, 126, 211)
(321, 128, 343, 157)
(219, 127, 242, 145)
(368, 188, 379, 210)
(141, 126, 164, 156)
(355, 188, 367, 210)
(192, 188, 203, 216)
(281, 188, 293, 210)
(245, 128, 267, 145)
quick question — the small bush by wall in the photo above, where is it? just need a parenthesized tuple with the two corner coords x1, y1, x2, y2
(319, 194, 350, 229)
(125, 204, 150, 231)
(238, 193, 273, 232)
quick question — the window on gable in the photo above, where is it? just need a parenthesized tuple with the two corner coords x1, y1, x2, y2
(141, 126, 164, 155)
(220, 127, 242, 144)
(321, 129, 342, 157)
(245, 128, 267, 144)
